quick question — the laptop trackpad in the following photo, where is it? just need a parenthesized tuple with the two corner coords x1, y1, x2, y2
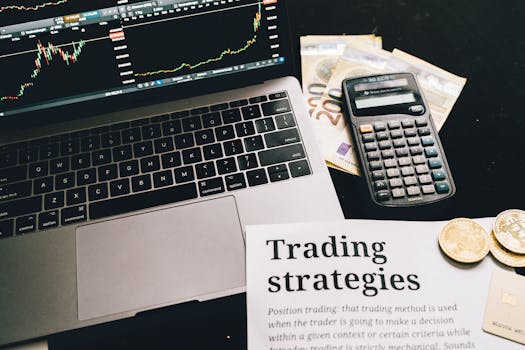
(76, 196, 245, 321)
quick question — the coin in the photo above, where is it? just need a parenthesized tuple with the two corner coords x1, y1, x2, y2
(438, 218, 490, 263)
(488, 230, 525, 267)
(493, 209, 525, 254)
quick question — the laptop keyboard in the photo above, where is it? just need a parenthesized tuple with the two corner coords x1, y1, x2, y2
(0, 91, 312, 238)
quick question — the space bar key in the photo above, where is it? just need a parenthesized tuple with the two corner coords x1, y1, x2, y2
(89, 183, 198, 220)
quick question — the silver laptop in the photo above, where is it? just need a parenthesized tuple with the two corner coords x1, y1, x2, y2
(0, 0, 343, 346)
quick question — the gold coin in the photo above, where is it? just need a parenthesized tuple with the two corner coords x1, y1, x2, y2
(438, 218, 490, 263)
(493, 209, 525, 254)
(488, 230, 525, 267)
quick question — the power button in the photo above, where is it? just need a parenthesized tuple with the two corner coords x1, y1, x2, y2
(409, 105, 425, 114)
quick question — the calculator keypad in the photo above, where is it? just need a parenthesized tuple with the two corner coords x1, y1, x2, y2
(360, 120, 451, 204)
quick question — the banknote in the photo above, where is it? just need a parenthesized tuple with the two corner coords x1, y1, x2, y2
(311, 41, 393, 175)
(388, 49, 467, 130)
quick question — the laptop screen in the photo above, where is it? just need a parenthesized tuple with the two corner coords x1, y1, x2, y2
(0, 0, 291, 119)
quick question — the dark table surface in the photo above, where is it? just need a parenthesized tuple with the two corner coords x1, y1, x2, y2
(48, 0, 525, 349)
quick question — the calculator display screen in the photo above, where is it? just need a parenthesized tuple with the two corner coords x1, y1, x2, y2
(355, 92, 416, 109)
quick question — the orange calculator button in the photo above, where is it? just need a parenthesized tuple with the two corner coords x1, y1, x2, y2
(359, 124, 373, 133)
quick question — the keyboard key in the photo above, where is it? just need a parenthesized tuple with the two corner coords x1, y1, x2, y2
(202, 112, 222, 128)
(0, 180, 31, 202)
(113, 145, 133, 162)
(171, 110, 190, 119)
(389, 178, 403, 188)
(217, 157, 237, 175)
(122, 128, 142, 143)
(98, 164, 118, 181)
(210, 103, 229, 112)
(133, 141, 154, 158)
(66, 187, 86, 205)
(369, 161, 382, 171)
(432, 170, 447, 181)
(404, 176, 418, 186)
(198, 177, 225, 197)
(61, 205, 87, 226)
(92, 149, 112, 166)
(435, 182, 450, 194)
(182, 116, 202, 132)
(151, 114, 170, 123)
(38, 210, 59, 230)
(418, 175, 433, 185)
(244, 136, 264, 152)
(196, 162, 216, 179)
(235, 121, 256, 137)
(80, 137, 100, 152)
(374, 122, 387, 132)
(19, 148, 39, 163)
(269, 92, 287, 100)
(268, 164, 289, 182)
(0, 165, 28, 184)
(374, 181, 387, 191)
(375, 132, 389, 141)
(422, 185, 436, 194)
(288, 160, 311, 178)
(162, 120, 182, 136)
(161, 152, 182, 169)
(190, 106, 209, 115)
(418, 127, 431, 136)
(174, 133, 195, 149)
(372, 171, 385, 181)
(174, 166, 195, 183)
(376, 191, 390, 202)
(392, 188, 406, 199)
(255, 118, 276, 133)
(182, 148, 202, 165)
(0, 219, 14, 238)
(39, 144, 60, 160)
(131, 175, 152, 192)
(258, 143, 305, 166)
(229, 99, 248, 108)
(424, 147, 439, 158)
(215, 125, 236, 141)
(88, 183, 108, 201)
(130, 117, 150, 127)
(110, 179, 130, 197)
(140, 156, 161, 173)
(275, 113, 296, 129)
(68, 155, 88, 173)
(0, 196, 42, 220)
(34, 176, 53, 194)
(101, 132, 121, 148)
(225, 173, 246, 191)
(393, 139, 406, 148)
(111, 121, 130, 131)
(56, 172, 75, 190)
(407, 186, 421, 196)
(241, 105, 262, 119)
(416, 165, 430, 174)
(16, 215, 37, 234)
(119, 160, 140, 177)
(381, 150, 395, 159)
(195, 129, 215, 145)
(203, 143, 223, 160)
(223, 140, 244, 156)
(44, 191, 64, 210)
(249, 95, 268, 104)
(154, 137, 174, 154)
(153, 170, 173, 188)
(237, 153, 258, 170)
(247, 169, 268, 187)
(262, 99, 291, 116)
(90, 126, 110, 135)
(90, 183, 198, 220)
(386, 169, 400, 178)
(221, 109, 242, 124)
(264, 128, 300, 148)
(421, 136, 434, 147)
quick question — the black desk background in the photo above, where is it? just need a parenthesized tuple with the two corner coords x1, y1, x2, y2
(47, 1, 525, 349)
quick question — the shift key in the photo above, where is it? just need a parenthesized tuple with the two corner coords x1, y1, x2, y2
(0, 196, 42, 220)
(258, 144, 305, 166)
(264, 128, 300, 148)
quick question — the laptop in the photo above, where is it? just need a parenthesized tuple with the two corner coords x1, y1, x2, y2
(0, 0, 343, 346)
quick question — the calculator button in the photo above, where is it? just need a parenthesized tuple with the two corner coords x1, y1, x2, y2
(362, 134, 375, 143)
(402, 120, 415, 128)
(395, 148, 409, 157)
(410, 146, 423, 156)
(372, 171, 385, 180)
(381, 150, 395, 159)
(418, 174, 433, 184)
(389, 178, 403, 188)
(369, 161, 382, 171)
(418, 127, 431, 136)
(374, 122, 387, 132)
(374, 181, 387, 191)
(364, 143, 378, 152)
(392, 188, 406, 198)
(413, 156, 426, 165)
(407, 186, 421, 196)
(428, 159, 442, 169)
(407, 137, 420, 146)
(384, 159, 397, 168)
(415, 116, 428, 126)
(422, 185, 436, 194)
(375, 132, 389, 141)
(376, 191, 390, 202)
(421, 136, 434, 146)
(424, 148, 439, 158)
(390, 130, 403, 139)
(404, 129, 417, 137)
(398, 157, 411, 166)
(367, 151, 380, 161)
(388, 120, 401, 129)
(410, 106, 425, 115)
(393, 139, 406, 148)
(360, 124, 373, 133)
(401, 167, 415, 176)
(378, 141, 392, 150)
(404, 176, 418, 186)
(432, 170, 447, 181)
(386, 169, 400, 178)
(435, 181, 450, 194)
(416, 165, 430, 174)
